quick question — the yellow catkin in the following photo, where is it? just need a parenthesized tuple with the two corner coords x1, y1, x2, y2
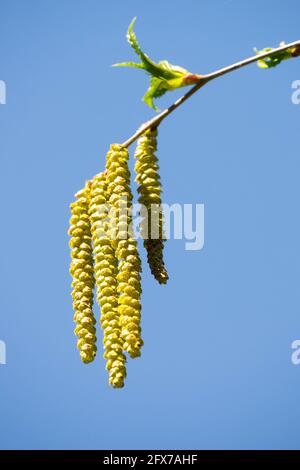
(105, 144, 143, 359)
(89, 172, 127, 388)
(69, 181, 97, 364)
(134, 128, 168, 284)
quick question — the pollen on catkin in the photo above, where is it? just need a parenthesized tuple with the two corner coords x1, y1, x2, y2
(105, 144, 143, 359)
(89, 172, 127, 388)
(69, 181, 97, 364)
(134, 128, 168, 284)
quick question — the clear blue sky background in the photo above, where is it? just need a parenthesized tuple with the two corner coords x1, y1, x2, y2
(1, 0, 300, 450)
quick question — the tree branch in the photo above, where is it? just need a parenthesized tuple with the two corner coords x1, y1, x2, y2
(121, 39, 300, 148)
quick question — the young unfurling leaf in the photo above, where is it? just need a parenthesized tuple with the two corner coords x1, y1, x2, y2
(113, 17, 201, 111)
(254, 42, 300, 69)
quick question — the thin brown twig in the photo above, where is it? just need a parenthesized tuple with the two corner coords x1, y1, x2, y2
(121, 39, 300, 148)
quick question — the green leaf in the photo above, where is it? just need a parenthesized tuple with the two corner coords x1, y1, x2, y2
(142, 77, 172, 111)
(257, 59, 270, 69)
(126, 17, 174, 80)
(254, 44, 294, 69)
(113, 17, 200, 110)
(112, 61, 143, 69)
(155, 60, 188, 79)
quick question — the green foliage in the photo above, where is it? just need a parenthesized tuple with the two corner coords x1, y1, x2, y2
(113, 18, 201, 111)
(254, 42, 296, 69)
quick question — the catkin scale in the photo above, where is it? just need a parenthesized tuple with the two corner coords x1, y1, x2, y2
(89, 172, 127, 388)
(69, 182, 97, 364)
(134, 129, 168, 284)
(106, 144, 143, 359)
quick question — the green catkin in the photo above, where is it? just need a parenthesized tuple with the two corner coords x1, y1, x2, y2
(89, 172, 127, 388)
(69, 182, 97, 364)
(105, 144, 143, 359)
(134, 129, 169, 284)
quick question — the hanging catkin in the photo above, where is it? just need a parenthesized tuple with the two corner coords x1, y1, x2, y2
(106, 144, 143, 359)
(69, 182, 97, 364)
(134, 128, 168, 284)
(89, 171, 127, 388)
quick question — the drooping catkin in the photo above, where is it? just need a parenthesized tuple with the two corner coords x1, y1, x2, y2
(69, 181, 97, 364)
(134, 128, 168, 284)
(89, 172, 127, 388)
(106, 144, 143, 359)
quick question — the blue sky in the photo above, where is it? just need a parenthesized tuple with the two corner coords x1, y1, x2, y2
(1, 0, 300, 450)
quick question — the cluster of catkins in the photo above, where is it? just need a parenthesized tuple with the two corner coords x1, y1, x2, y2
(69, 129, 168, 388)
